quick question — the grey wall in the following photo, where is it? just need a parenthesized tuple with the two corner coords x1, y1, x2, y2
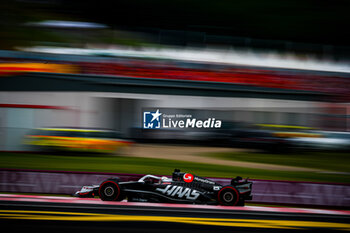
(0, 169, 349, 207)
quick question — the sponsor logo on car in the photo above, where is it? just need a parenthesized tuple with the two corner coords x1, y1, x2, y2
(156, 185, 200, 200)
(183, 173, 194, 183)
(194, 176, 215, 185)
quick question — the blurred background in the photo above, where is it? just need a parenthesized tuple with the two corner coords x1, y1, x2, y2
(2, 7, 350, 233)
(0, 0, 349, 177)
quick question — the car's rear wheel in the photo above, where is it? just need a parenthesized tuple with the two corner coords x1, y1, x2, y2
(99, 180, 121, 201)
(218, 186, 240, 206)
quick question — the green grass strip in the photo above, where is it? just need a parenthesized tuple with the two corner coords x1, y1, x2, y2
(0, 152, 349, 183)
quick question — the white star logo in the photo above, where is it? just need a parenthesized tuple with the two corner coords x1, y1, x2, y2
(151, 109, 162, 122)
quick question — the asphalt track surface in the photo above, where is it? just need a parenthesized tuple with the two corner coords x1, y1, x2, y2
(0, 195, 349, 233)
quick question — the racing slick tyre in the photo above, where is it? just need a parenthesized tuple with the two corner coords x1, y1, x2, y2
(99, 179, 123, 201)
(218, 186, 240, 206)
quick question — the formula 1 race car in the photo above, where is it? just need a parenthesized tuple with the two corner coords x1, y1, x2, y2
(74, 169, 253, 206)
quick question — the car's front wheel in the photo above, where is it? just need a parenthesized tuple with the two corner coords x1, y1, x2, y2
(99, 180, 122, 201)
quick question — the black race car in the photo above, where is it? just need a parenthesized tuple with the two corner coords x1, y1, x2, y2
(74, 169, 253, 206)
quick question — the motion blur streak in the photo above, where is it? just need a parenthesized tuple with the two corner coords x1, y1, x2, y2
(1, 210, 350, 230)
